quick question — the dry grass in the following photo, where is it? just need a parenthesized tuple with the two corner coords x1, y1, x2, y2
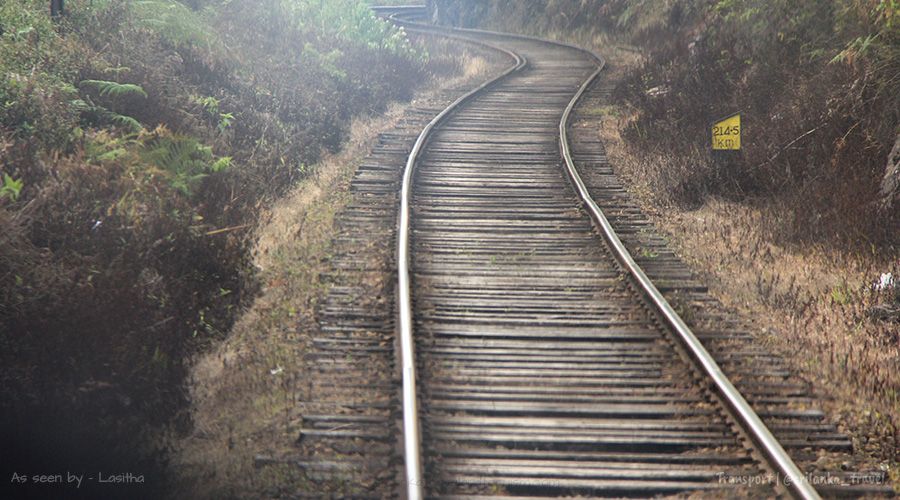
(597, 74, 900, 485)
(412, 34, 500, 81)
(462, 54, 490, 79)
(170, 39, 501, 498)
(171, 106, 399, 499)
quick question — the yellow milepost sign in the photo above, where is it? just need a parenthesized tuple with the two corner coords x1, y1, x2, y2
(712, 113, 741, 150)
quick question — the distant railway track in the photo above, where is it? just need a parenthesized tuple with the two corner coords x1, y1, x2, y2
(378, 5, 886, 500)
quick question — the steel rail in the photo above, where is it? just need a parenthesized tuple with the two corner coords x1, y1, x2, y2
(555, 42, 824, 500)
(387, 6, 821, 499)
(392, 13, 526, 498)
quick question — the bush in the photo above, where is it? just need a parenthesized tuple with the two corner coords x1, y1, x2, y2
(0, 2, 83, 152)
(613, 0, 899, 246)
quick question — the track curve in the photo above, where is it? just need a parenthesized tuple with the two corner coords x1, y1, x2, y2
(397, 26, 779, 499)
(255, 5, 900, 499)
(382, 6, 890, 500)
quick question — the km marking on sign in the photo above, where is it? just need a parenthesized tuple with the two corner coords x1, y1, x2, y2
(712, 113, 741, 150)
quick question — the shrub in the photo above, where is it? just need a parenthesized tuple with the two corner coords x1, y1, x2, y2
(139, 127, 231, 195)
(615, 0, 898, 246)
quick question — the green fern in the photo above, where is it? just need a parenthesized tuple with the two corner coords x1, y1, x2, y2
(193, 96, 236, 133)
(80, 80, 148, 99)
(194, 96, 220, 116)
(211, 157, 232, 173)
(143, 136, 210, 170)
(217, 112, 234, 133)
(0, 174, 24, 202)
(108, 113, 143, 133)
(140, 134, 229, 196)
(129, 0, 221, 51)
(72, 98, 143, 133)
(84, 131, 140, 165)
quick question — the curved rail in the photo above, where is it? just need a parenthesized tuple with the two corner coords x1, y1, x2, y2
(557, 40, 822, 500)
(388, 6, 821, 500)
(393, 15, 527, 499)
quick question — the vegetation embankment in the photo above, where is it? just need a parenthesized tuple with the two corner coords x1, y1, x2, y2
(173, 35, 497, 497)
(432, 0, 900, 479)
(1, 0, 422, 495)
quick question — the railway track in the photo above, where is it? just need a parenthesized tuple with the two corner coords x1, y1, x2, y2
(283, 5, 893, 499)
(385, 6, 892, 500)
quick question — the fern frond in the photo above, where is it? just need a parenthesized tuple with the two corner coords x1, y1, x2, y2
(71, 96, 144, 133)
(138, 131, 227, 196)
(70, 99, 92, 112)
(108, 113, 144, 133)
(80, 80, 148, 99)
(129, 0, 221, 51)
(211, 157, 232, 173)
